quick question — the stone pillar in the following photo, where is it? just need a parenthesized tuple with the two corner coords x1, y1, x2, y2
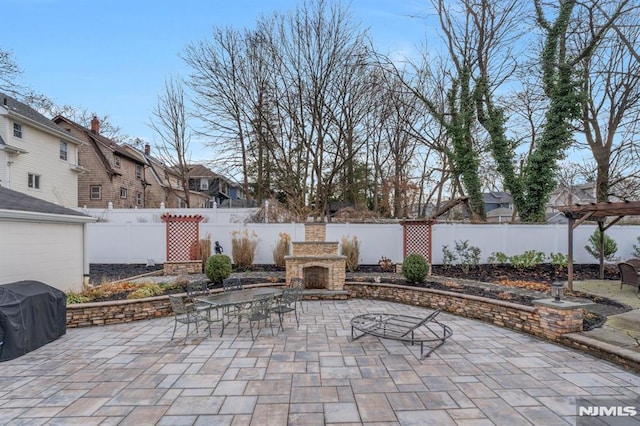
(533, 299, 590, 340)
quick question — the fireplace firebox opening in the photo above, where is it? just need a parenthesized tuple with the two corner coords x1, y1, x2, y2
(304, 266, 329, 289)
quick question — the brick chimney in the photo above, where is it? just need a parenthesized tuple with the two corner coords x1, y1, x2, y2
(144, 144, 150, 155)
(90, 116, 100, 134)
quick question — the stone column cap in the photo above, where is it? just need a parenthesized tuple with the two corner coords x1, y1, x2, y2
(533, 299, 593, 310)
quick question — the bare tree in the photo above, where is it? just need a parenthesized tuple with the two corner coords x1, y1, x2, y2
(401, 0, 528, 221)
(572, 1, 640, 202)
(183, 26, 254, 199)
(0, 48, 22, 96)
(149, 76, 192, 207)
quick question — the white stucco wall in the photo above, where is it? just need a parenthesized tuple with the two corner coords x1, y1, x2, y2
(0, 220, 85, 292)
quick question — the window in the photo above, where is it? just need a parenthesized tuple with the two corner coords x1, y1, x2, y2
(13, 123, 22, 138)
(135, 164, 142, 179)
(59, 141, 68, 161)
(199, 179, 209, 190)
(178, 198, 187, 208)
(120, 187, 127, 199)
(114, 155, 121, 168)
(28, 173, 40, 189)
(90, 185, 102, 200)
(136, 192, 142, 206)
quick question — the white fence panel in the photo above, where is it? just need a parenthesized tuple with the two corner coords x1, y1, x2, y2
(76, 206, 258, 224)
(431, 223, 640, 264)
(87, 223, 165, 264)
(326, 223, 404, 264)
(85, 220, 640, 265)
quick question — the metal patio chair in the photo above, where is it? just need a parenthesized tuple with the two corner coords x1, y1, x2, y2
(247, 293, 275, 340)
(221, 278, 247, 333)
(289, 277, 305, 312)
(272, 286, 302, 332)
(223, 278, 243, 292)
(168, 295, 208, 341)
(186, 281, 211, 312)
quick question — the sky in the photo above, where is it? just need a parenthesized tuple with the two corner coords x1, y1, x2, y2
(2, 0, 431, 162)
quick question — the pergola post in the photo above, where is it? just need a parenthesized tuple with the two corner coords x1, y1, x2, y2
(559, 201, 640, 290)
(567, 216, 574, 291)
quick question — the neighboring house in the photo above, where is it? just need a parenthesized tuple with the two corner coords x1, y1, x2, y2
(546, 183, 597, 216)
(482, 192, 517, 222)
(187, 164, 250, 207)
(0, 185, 95, 292)
(53, 115, 150, 208)
(0, 93, 85, 206)
(121, 143, 210, 208)
(482, 191, 513, 212)
(545, 182, 597, 223)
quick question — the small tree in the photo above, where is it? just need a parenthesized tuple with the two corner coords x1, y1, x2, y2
(633, 236, 640, 258)
(584, 229, 618, 261)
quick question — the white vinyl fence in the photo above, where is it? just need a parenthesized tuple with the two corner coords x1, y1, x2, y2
(85, 217, 640, 265)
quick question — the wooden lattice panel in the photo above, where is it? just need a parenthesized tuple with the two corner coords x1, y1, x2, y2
(161, 213, 204, 262)
(402, 221, 432, 263)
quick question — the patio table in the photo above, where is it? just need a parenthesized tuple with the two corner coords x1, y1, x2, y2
(194, 287, 282, 336)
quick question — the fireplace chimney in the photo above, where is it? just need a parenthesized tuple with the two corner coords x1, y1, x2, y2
(90, 116, 100, 134)
(144, 143, 150, 155)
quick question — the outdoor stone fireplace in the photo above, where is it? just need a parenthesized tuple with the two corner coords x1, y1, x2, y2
(285, 223, 346, 291)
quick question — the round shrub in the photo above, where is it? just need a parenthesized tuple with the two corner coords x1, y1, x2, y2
(402, 253, 430, 283)
(205, 254, 232, 284)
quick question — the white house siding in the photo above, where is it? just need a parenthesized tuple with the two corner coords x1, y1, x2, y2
(4, 122, 79, 207)
(0, 220, 85, 292)
(0, 151, 7, 187)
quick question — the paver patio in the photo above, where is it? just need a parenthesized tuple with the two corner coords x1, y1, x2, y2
(1, 299, 639, 425)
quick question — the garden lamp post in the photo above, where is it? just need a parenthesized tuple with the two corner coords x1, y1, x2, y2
(550, 281, 564, 303)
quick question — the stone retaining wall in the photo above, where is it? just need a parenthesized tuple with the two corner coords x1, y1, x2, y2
(68, 282, 575, 342)
(66, 283, 281, 328)
(344, 282, 576, 341)
(66, 297, 173, 328)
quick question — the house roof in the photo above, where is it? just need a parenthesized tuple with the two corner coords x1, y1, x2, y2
(0, 185, 92, 219)
(121, 144, 172, 188)
(549, 183, 596, 205)
(482, 191, 512, 204)
(0, 94, 83, 145)
(187, 164, 218, 178)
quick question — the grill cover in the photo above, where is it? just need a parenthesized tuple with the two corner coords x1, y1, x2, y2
(0, 281, 66, 361)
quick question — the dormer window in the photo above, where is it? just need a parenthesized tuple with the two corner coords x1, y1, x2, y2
(13, 123, 22, 138)
(114, 155, 121, 168)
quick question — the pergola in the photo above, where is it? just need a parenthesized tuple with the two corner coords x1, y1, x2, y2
(558, 200, 640, 290)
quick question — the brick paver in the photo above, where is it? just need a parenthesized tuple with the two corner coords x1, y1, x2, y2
(1, 299, 639, 425)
